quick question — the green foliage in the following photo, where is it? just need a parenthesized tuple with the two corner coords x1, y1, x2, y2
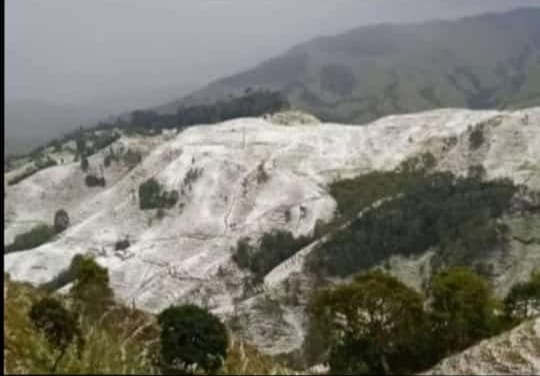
(428, 267, 500, 356)
(503, 269, 540, 323)
(6, 224, 56, 254)
(309, 172, 516, 277)
(307, 268, 512, 374)
(73, 130, 120, 160)
(70, 257, 114, 321)
(53, 209, 70, 233)
(232, 231, 312, 282)
(116, 90, 288, 134)
(29, 297, 84, 371)
(309, 270, 431, 374)
(138, 178, 179, 210)
(157, 304, 228, 374)
(329, 169, 423, 220)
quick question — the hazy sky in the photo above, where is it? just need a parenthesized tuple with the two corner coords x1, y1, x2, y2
(6, 0, 540, 107)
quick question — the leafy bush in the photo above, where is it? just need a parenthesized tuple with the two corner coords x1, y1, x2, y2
(5, 224, 56, 253)
(70, 257, 114, 321)
(29, 297, 84, 371)
(84, 174, 106, 187)
(428, 267, 500, 356)
(5, 274, 159, 374)
(503, 269, 540, 323)
(138, 178, 178, 210)
(157, 305, 228, 374)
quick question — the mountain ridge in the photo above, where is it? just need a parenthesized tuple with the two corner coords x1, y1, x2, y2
(155, 7, 540, 123)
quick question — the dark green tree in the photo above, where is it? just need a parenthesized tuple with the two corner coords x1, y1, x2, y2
(53, 209, 70, 233)
(29, 297, 84, 371)
(70, 256, 114, 321)
(310, 270, 430, 374)
(428, 267, 500, 356)
(157, 305, 228, 374)
(138, 178, 178, 210)
(503, 269, 540, 323)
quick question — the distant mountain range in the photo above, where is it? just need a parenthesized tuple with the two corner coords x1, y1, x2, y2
(157, 7, 540, 124)
(5, 83, 199, 156)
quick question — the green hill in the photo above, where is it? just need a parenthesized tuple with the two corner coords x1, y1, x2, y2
(158, 7, 540, 124)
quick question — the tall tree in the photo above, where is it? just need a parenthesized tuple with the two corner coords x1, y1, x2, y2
(428, 267, 500, 356)
(310, 270, 430, 374)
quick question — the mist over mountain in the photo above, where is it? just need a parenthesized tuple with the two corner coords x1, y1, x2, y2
(159, 7, 540, 123)
(5, 83, 198, 156)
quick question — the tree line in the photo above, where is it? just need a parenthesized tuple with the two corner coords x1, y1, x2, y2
(306, 267, 540, 374)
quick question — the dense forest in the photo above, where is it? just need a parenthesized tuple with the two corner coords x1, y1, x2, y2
(307, 172, 517, 278)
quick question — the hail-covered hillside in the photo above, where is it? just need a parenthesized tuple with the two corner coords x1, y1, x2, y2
(4, 108, 540, 356)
